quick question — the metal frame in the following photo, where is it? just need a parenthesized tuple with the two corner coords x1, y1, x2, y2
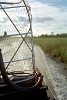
(0, 0, 35, 70)
(0, 0, 23, 5)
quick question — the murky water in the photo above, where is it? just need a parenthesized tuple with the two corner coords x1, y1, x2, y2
(0, 37, 33, 74)
(0, 38, 67, 99)
(45, 54, 67, 100)
(34, 46, 67, 100)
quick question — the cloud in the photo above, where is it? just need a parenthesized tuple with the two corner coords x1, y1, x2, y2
(0, 17, 8, 23)
(0, 2, 30, 35)
(29, 0, 67, 35)
(36, 0, 67, 8)
(33, 17, 54, 23)
(0, 0, 67, 36)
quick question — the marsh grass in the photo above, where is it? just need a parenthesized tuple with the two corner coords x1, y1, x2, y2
(34, 37, 67, 63)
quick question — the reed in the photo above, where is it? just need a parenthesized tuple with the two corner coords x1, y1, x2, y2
(34, 37, 67, 63)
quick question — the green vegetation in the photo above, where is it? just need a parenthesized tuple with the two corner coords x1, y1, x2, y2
(34, 36, 67, 63)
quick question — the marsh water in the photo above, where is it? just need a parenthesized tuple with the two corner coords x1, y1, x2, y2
(0, 37, 33, 75)
(34, 46, 67, 100)
(0, 37, 67, 100)
(45, 54, 67, 100)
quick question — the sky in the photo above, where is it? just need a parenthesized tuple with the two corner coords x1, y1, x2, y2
(29, 0, 67, 36)
(0, 0, 67, 36)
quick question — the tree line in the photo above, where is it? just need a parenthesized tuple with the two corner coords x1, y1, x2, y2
(37, 33, 67, 37)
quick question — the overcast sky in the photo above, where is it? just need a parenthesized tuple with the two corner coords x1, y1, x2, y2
(29, 0, 67, 36)
(0, 0, 67, 36)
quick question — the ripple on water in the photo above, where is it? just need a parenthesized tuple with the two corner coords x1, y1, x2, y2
(45, 55, 67, 100)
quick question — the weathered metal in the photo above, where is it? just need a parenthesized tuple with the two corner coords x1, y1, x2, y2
(0, 48, 56, 99)
(0, 1, 57, 100)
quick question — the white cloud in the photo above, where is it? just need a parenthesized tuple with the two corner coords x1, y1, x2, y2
(0, 0, 67, 36)
(0, 1, 30, 35)
(29, 0, 67, 36)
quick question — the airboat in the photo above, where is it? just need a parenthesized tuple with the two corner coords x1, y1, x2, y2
(0, 0, 57, 99)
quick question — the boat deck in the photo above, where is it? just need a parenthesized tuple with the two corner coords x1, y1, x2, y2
(0, 84, 48, 100)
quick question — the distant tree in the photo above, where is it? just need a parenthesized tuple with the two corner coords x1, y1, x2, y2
(40, 34, 44, 37)
(4, 31, 7, 36)
(44, 34, 48, 37)
(51, 32, 54, 36)
(60, 33, 67, 37)
(56, 34, 59, 36)
(56, 34, 59, 37)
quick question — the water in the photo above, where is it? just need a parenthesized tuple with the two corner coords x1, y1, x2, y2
(34, 46, 67, 100)
(0, 38, 67, 99)
(0, 37, 33, 74)
(45, 54, 67, 100)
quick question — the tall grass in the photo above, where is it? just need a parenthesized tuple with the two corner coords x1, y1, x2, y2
(34, 37, 67, 63)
